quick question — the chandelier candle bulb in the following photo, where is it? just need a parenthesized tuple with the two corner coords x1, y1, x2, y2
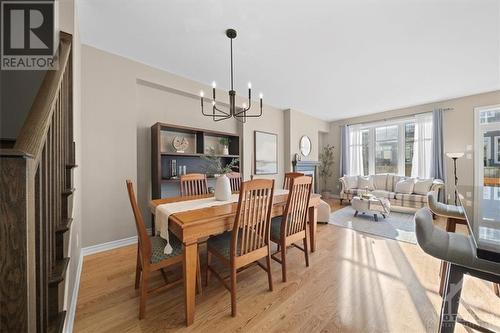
(200, 91, 204, 97)
(248, 82, 252, 89)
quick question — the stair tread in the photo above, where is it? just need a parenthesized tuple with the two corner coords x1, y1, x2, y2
(48, 311, 66, 333)
(65, 163, 78, 169)
(49, 258, 70, 285)
(56, 217, 73, 233)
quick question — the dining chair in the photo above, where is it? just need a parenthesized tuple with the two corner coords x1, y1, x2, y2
(126, 180, 201, 319)
(270, 176, 312, 282)
(283, 172, 304, 190)
(227, 172, 242, 192)
(427, 191, 500, 297)
(415, 207, 500, 332)
(205, 179, 275, 317)
(180, 173, 209, 196)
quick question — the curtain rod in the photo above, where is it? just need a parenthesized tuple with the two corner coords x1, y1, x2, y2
(340, 107, 454, 127)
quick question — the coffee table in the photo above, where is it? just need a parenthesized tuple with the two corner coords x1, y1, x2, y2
(351, 195, 391, 221)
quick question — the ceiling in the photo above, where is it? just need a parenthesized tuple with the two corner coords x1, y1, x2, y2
(78, 0, 500, 121)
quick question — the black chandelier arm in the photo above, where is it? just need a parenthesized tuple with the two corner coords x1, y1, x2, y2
(201, 98, 231, 118)
(233, 98, 251, 116)
(213, 104, 231, 116)
(214, 114, 233, 122)
(234, 111, 247, 123)
(234, 104, 262, 118)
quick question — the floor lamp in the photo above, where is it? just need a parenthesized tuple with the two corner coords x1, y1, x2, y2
(446, 152, 464, 205)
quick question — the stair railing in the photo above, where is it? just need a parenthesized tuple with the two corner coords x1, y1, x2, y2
(0, 31, 75, 333)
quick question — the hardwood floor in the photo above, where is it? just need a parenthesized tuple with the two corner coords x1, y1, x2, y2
(74, 201, 500, 332)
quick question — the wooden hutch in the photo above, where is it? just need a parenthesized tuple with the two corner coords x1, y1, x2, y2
(151, 122, 240, 199)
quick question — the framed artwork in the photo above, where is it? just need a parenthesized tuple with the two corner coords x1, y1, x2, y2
(254, 131, 278, 174)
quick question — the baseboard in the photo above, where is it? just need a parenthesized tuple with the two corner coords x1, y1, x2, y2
(81, 236, 138, 256)
(64, 249, 82, 333)
(81, 228, 151, 256)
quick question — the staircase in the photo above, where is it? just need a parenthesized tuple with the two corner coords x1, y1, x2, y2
(0, 32, 75, 333)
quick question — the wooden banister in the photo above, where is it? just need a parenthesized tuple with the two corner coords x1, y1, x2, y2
(0, 32, 74, 333)
(14, 35, 72, 167)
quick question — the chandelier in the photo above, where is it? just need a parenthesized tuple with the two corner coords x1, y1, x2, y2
(200, 29, 263, 123)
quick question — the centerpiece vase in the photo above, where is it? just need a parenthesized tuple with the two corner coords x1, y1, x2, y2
(215, 174, 231, 201)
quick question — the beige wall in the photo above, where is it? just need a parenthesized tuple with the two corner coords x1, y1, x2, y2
(323, 90, 500, 197)
(80, 45, 327, 247)
(285, 109, 329, 171)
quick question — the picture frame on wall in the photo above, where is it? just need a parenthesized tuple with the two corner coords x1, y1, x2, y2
(254, 130, 278, 174)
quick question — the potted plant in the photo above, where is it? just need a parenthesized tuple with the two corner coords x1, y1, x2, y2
(319, 144, 335, 199)
(219, 137, 230, 155)
(202, 153, 239, 201)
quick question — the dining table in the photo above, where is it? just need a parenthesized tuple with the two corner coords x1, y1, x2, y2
(149, 190, 321, 326)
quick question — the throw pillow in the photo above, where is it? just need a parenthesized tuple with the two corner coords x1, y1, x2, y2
(372, 174, 388, 190)
(358, 176, 374, 191)
(395, 178, 415, 194)
(343, 175, 358, 189)
(414, 179, 433, 195)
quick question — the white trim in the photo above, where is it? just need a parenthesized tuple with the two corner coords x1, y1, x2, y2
(64, 250, 83, 333)
(81, 235, 138, 256)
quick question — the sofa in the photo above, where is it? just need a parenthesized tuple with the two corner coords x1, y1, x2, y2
(339, 174, 444, 211)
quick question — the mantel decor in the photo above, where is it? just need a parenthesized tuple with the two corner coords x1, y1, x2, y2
(200, 29, 263, 123)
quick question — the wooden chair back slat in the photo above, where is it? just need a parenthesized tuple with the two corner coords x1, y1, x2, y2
(282, 176, 312, 237)
(180, 173, 208, 196)
(227, 172, 242, 192)
(283, 172, 304, 190)
(231, 179, 274, 257)
(126, 180, 151, 259)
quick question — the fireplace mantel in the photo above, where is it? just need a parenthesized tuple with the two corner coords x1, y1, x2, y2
(292, 160, 320, 193)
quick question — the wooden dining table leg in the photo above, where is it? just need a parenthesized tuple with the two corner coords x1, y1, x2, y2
(183, 240, 198, 326)
(308, 206, 318, 252)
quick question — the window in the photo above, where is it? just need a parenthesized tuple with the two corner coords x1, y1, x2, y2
(347, 114, 432, 176)
(375, 125, 399, 174)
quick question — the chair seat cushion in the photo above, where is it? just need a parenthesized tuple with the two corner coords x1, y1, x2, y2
(271, 216, 283, 240)
(150, 233, 183, 264)
(395, 193, 427, 203)
(371, 190, 395, 199)
(208, 231, 265, 259)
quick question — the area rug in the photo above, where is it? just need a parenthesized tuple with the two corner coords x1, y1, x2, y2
(328, 206, 417, 244)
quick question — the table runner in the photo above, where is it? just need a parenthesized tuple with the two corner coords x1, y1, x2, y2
(155, 189, 288, 254)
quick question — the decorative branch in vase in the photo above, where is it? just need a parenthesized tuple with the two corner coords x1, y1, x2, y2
(202, 151, 239, 201)
(319, 144, 335, 199)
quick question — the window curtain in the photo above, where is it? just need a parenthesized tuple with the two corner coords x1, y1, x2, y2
(348, 125, 364, 176)
(340, 125, 349, 177)
(411, 113, 433, 179)
(430, 108, 445, 201)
